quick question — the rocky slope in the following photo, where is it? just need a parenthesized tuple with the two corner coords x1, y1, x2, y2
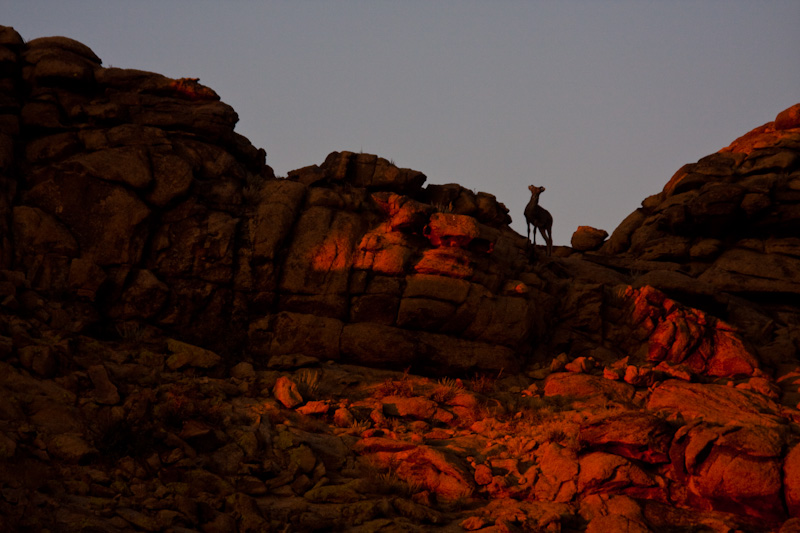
(0, 25, 799, 532)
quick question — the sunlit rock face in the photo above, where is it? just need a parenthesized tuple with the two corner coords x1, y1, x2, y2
(596, 104, 800, 368)
(3, 25, 800, 532)
(251, 150, 543, 374)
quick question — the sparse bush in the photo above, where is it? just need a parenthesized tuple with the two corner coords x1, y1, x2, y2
(347, 419, 372, 436)
(376, 378, 414, 398)
(116, 321, 144, 342)
(241, 173, 268, 204)
(371, 470, 422, 497)
(431, 377, 461, 403)
(297, 369, 320, 399)
(376, 368, 415, 398)
(545, 427, 567, 443)
(506, 394, 575, 425)
(433, 202, 454, 214)
(468, 373, 496, 395)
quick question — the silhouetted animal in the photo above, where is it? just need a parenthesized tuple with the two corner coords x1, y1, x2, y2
(524, 185, 553, 256)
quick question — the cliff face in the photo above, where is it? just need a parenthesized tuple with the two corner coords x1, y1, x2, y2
(1, 26, 800, 532)
(0, 26, 547, 376)
(594, 104, 800, 371)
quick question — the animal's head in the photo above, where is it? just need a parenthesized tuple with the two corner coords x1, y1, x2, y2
(528, 185, 546, 195)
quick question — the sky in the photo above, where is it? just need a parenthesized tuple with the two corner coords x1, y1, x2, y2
(7, 1, 800, 245)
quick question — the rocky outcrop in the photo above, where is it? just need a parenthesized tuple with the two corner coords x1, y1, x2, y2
(0, 26, 543, 375)
(247, 151, 540, 374)
(1, 25, 800, 532)
(595, 103, 800, 369)
(1, 27, 267, 354)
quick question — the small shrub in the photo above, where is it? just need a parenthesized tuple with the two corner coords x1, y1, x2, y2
(373, 471, 422, 497)
(431, 377, 461, 403)
(433, 202, 454, 214)
(116, 322, 144, 342)
(376, 368, 415, 398)
(241, 174, 268, 204)
(376, 379, 414, 398)
(297, 369, 320, 399)
(347, 419, 372, 436)
(545, 427, 567, 443)
(468, 373, 496, 395)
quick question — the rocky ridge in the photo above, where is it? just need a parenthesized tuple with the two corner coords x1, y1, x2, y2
(1, 26, 800, 532)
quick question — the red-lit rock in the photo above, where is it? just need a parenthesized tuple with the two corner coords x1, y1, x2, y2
(580, 494, 650, 533)
(577, 451, 659, 498)
(571, 226, 608, 251)
(785, 443, 800, 518)
(579, 412, 672, 463)
(414, 247, 474, 278)
(669, 422, 785, 521)
(647, 380, 785, 428)
(424, 213, 480, 248)
(273, 376, 303, 409)
(544, 372, 635, 405)
(625, 285, 760, 378)
(534, 442, 578, 502)
(381, 395, 438, 420)
(355, 438, 474, 500)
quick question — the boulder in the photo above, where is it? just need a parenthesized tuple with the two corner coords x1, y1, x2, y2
(699, 248, 800, 295)
(571, 226, 608, 251)
(355, 438, 473, 500)
(25, 173, 150, 266)
(424, 213, 480, 248)
(625, 285, 760, 378)
(544, 372, 635, 405)
(165, 338, 222, 370)
(150, 207, 238, 284)
(46, 432, 97, 463)
(647, 380, 784, 428)
(279, 207, 363, 304)
(249, 179, 306, 262)
(785, 443, 800, 517)
(533, 442, 579, 502)
(87, 364, 120, 405)
(670, 422, 785, 520)
(289, 152, 427, 194)
(577, 451, 658, 497)
(579, 412, 672, 463)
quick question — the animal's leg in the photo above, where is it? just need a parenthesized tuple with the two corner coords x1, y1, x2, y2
(544, 227, 553, 256)
(539, 226, 551, 255)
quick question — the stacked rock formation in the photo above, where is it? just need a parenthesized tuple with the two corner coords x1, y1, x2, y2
(596, 103, 800, 370)
(247, 151, 543, 375)
(1, 25, 800, 532)
(0, 26, 544, 375)
(1, 27, 267, 350)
